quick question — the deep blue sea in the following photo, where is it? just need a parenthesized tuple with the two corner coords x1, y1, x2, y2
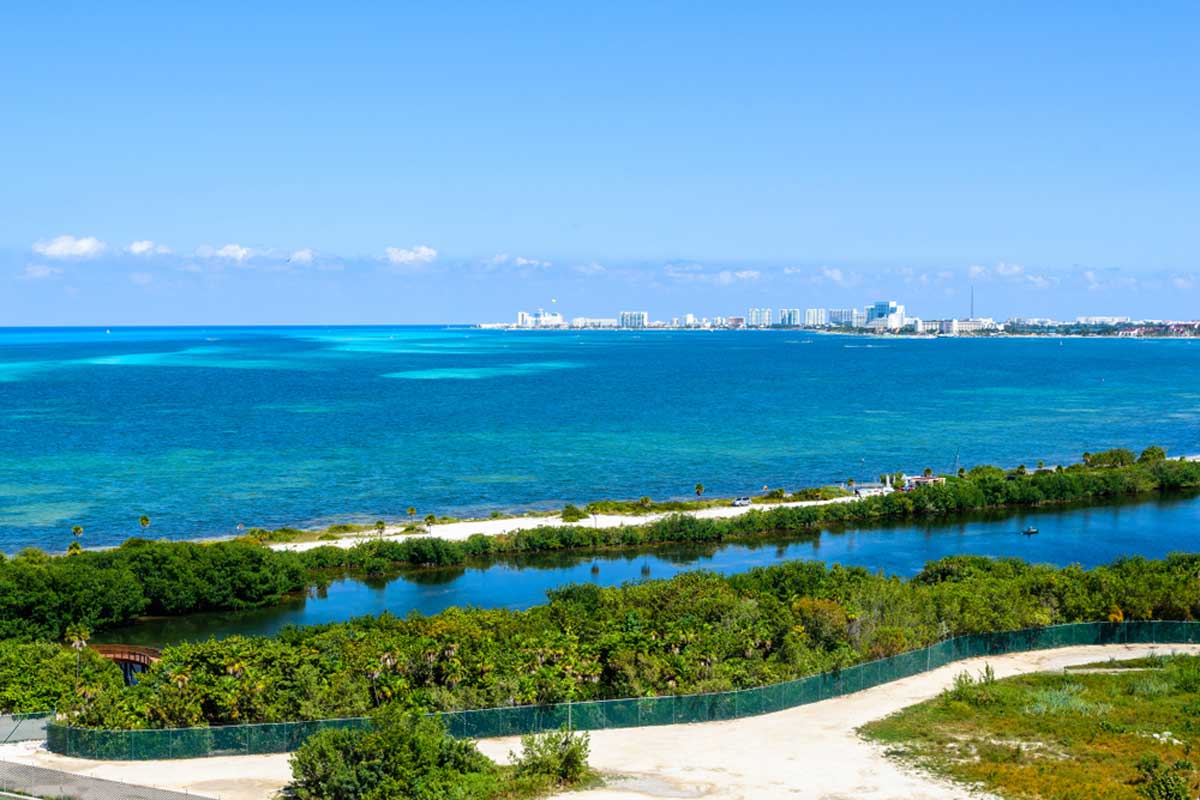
(3, 326, 1200, 552)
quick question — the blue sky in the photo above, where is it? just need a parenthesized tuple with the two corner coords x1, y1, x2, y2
(2, 2, 1197, 324)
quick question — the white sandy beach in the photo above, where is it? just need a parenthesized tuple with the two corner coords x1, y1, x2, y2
(270, 495, 861, 552)
(5, 642, 1195, 800)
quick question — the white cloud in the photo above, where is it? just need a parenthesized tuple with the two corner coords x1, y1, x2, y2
(995, 262, 1024, 277)
(289, 248, 314, 264)
(128, 272, 153, 286)
(385, 245, 437, 265)
(1082, 269, 1137, 292)
(810, 266, 860, 288)
(197, 243, 252, 262)
(33, 235, 107, 259)
(664, 264, 759, 286)
(216, 244, 251, 261)
(968, 264, 989, 279)
(1026, 274, 1057, 289)
(1171, 275, 1195, 290)
(20, 264, 62, 280)
(572, 262, 606, 276)
(127, 240, 171, 256)
(485, 253, 551, 271)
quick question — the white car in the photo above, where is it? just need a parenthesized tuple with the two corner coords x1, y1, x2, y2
(731, 496, 752, 507)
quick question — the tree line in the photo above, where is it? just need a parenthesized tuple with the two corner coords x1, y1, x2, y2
(3, 448, 1199, 642)
(19, 552, 1199, 726)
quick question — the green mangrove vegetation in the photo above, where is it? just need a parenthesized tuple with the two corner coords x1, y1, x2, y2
(32, 553, 1200, 728)
(2, 448, 1200, 643)
(862, 654, 1200, 799)
(0, 640, 124, 715)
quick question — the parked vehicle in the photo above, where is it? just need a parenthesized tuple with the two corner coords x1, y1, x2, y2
(732, 496, 752, 507)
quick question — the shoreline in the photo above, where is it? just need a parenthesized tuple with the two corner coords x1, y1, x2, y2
(25, 452, 1200, 558)
(268, 494, 861, 552)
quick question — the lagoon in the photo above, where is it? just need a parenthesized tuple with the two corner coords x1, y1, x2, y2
(97, 492, 1200, 647)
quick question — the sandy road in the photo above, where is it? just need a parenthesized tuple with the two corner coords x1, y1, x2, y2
(4, 642, 1197, 800)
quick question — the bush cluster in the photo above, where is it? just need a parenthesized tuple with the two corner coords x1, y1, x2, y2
(49, 553, 1200, 728)
(288, 708, 592, 800)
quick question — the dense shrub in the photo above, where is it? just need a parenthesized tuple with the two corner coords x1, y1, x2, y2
(56, 553, 1200, 729)
(288, 710, 592, 800)
(510, 728, 591, 787)
(0, 640, 124, 714)
(289, 709, 498, 800)
(0, 539, 309, 640)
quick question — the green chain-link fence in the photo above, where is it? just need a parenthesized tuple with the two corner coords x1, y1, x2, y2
(46, 620, 1200, 760)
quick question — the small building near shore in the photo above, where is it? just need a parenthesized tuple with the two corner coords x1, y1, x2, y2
(848, 481, 892, 498)
(902, 474, 946, 491)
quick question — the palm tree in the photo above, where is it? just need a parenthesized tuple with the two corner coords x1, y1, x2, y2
(694, 483, 705, 498)
(138, 515, 151, 534)
(67, 541, 82, 556)
(846, 478, 855, 488)
(957, 467, 967, 478)
(70, 525, 83, 554)
(407, 507, 416, 522)
(424, 513, 436, 532)
(65, 623, 90, 695)
(922, 467, 933, 477)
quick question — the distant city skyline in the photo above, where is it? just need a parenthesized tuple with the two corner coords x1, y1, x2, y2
(3, 3, 1198, 325)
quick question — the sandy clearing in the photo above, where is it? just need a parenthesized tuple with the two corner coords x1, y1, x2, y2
(5, 642, 1198, 800)
(271, 496, 860, 552)
(500, 642, 1200, 800)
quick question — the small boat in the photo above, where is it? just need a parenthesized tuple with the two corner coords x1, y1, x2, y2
(1022, 526, 1039, 536)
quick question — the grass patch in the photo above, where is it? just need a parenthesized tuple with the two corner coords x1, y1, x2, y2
(1067, 655, 1172, 671)
(862, 656, 1200, 798)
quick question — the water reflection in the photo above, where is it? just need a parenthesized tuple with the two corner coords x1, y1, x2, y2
(98, 493, 1200, 648)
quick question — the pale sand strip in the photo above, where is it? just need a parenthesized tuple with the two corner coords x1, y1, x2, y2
(271, 496, 860, 552)
(5, 643, 1196, 800)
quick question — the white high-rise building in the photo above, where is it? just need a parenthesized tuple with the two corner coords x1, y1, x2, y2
(748, 307, 773, 327)
(829, 308, 855, 326)
(778, 308, 801, 327)
(516, 311, 532, 328)
(804, 308, 828, 327)
(619, 311, 649, 329)
(683, 313, 697, 327)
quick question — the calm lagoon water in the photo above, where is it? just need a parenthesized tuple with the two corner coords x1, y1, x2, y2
(99, 494, 1200, 647)
(3, 326, 1200, 551)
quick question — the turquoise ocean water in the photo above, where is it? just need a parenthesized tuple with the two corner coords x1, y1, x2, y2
(3, 326, 1199, 552)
